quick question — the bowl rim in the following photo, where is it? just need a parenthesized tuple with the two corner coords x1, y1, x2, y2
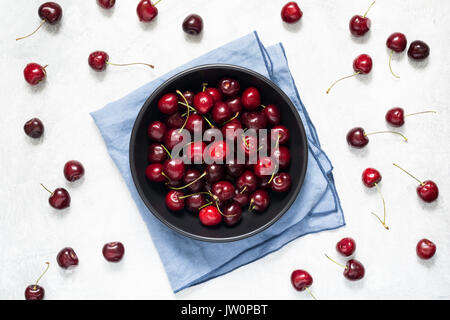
(129, 64, 308, 242)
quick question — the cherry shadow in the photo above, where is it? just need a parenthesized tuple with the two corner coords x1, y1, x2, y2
(282, 20, 303, 33)
(408, 56, 430, 69)
(138, 17, 159, 31)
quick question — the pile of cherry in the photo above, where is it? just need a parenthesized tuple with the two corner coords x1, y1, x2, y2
(146, 78, 292, 227)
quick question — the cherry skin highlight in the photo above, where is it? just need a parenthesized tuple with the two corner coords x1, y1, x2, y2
(387, 33, 407, 53)
(291, 269, 313, 291)
(336, 237, 356, 256)
(263, 104, 281, 126)
(417, 180, 439, 203)
(24, 63, 47, 85)
(281, 2, 303, 23)
(270, 172, 291, 192)
(346, 127, 369, 148)
(385, 107, 404, 126)
(158, 93, 179, 115)
(416, 239, 436, 260)
(353, 54, 373, 74)
(102, 242, 125, 262)
(349, 15, 371, 37)
(218, 78, 240, 97)
(165, 190, 185, 211)
(408, 40, 430, 60)
(241, 87, 261, 110)
(137, 0, 158, 22)
(88, 51, 109, 71)
(193, 92, 214, 114)
(64, 160, 85, 182)
(362, 168, 381, 187)
(182, 14, 203, 35)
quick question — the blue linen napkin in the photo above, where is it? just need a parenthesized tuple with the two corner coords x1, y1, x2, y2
(91, 32, 345, 293)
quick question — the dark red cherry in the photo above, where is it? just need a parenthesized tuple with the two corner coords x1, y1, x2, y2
(24, 262, 49, 300)
(207, 140, 229, 163)
(254, 157, 276, 178)
(349, 15, 370, 37)
(163, 128, 185, 150)
(270, 172, 291, 192)
(205, 164, 225, 183)
(281, 2, 303, 23)
(147, 121, 167, 142)
(41, 184, 70, 209)
(64, 160, 85, 182)
(158, 93, 178, 115)
(24, 118, 44, 138)
(362, 168, 381, 188)
(385, 107, 404, 126)
(223, 202, 242, 226)
(233, 190, 250, 207)
(165, 190, 185, 211)
(182, 14, 203, 35)
(212, 101, 232, 124)
(222, 119, 243, 141)
(24, 63, 47, 85)
(166, 178, 183, 188)
(271, 125, 290, 144)
(212, 181, 235, 202)
(416, 239, 436, 260)
(179, 90, 195, 106)
(236, 170, 258, 193)
(137, 0, 159, 22)
(241, 111, 267, 130)
(39, 2, 63, 24)
(271, 146, 291, 169)
(239, 135, 258, 157)
(218, 78, 240, 97)
(186, 194, 207, 212)
(166, 112, 185, 129)
(259, 176, 272, 189)
(193, 92, 214, 114)
(263, 104, 281, 126)
(336, 237, 356, 256)
(408, 40, 430, 60)
(226, 158, 245, 178)
(187, 141, 206, 164)
(163, 159, 185, 181)
(241, 87, 261, 110)
(57, 247, 78, 269)
(102, 242, 125, 262)
(353, 54, 373, 74)
(97, 0, 115, 9)
(205, 87, 222, 103)
(346, 127, 369, 148)
(249, 189, 270, 212)
(145, 163, 165, 182)
(148, 144, 167, 163)
(290, 270, 313, 291)
(344, 259, 365, 281)
(386, 33, 407, 53)
(185, 113, 205, 134)
(226, 97, 242, 114)
(88, 51, 109, 71)
(417, 181, 439, 203)
(199, 205, 222, 226)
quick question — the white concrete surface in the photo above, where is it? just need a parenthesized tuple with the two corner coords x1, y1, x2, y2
(1, 0, 449, 299)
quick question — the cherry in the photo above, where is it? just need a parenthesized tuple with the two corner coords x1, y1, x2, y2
(88, 51, 154, 72)
(57, 247, 79, 269)
(163, 158, 185, 181)
(290, 270, 316, 299)
(222, 119, 243, 141)
(63, 160, 85, 182)
(386, 32, 407, 78)
(24, 63, 47, 86)
(205, 87, 222, 103)
(226, 97, 242, 114)
(147, 121, 167, 142)
(148, 144, 167, 163)
(41, 184, 70, 210)
(165, 190, 185, 211)
(393, 163, 439, 203)
(193, 92, 214, 115)
(408, 40, 430, 60)
(24, 118, 44, 138)
(346, 127, 407, 148)
(326, 54, 372, 93)
(102, 242, 125, 262)
(157, 93, 178, 115)
(385, 107, 436, 127)
(179, 90, 195, 106)
(137, 0, 160, 22)
(145, 163, 165, 182)
(236, 170, 258, 193)
(97, 0, 115, 9)
(271, 146, 291, 169)
(336, 237, 356, 256)
(185, 114, 205, 134)
(254, 157, 276, 178)
(233, 190, 250, 207)
(166, 112, 184, 129)
(207, 140, 230, 163)
(16, 2, 62, 41)
(416, 239, 436, 260)
(223, 202, 242, 226)
(281, 2, 303, 23)
(25, 262, 50, 300)
(205, 164, 225, 183)
(226, 158, 245, 178)
(218, 78, 240, 97)
(163, 128, 185, 150)
(185, 193, 207, 212)
(182, 14, 203, 35)
(325, 254, 365, 281)
(270, 172, 291, 192)
(262, 104, 281, 126)
(271, 125, 290, 144)
(349, 1, 376, 37)
(241, 87, 261, 110)
(199, 205, 222, 226)
(212, 101, 232, 124)
(362, 168, 381, 187)
(249, 189, 270, 212)
(212, 181, 235, 202)
(241, 112, 267, 130)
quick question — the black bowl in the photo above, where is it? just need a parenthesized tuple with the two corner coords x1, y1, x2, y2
(129, 64, 308, 242)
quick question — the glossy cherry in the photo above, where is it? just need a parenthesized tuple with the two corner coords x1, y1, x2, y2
(281, 2, 303, 23)
(57, 247, 78, 269)
(205, 87, 222, 103)
(408, 40, 430, 60)
(416, 239, 436, 260)
(241, 87, 261, 110)
(183, 194, 205, 212)
(218, 78, 240, 97)
(362, 168, 381, 187)
(226, 158, 245, 178)
(222, 119, 243, 141)
(249, 189, 270, 212)
(25, 262, 50, 300)
(184, 114, 205, 134)
(271, 146, 290, 168)
(102, 242, 125, 262)
(290, 269, 313, 292)
(236, 170, 258, 193)
(223, 202, 242, 226)
(165, 190, 185, 211)
(336, 237, 356, 256)
(212, 101, 232, 123)
(241, 112, 267, 130)
(180, 90, 195, 106)
(24, 63, 47, 86)
(187, 141, 206, 164)
(63, 160, 85, 182)
(145, 163, 165, 182)
(326, 54, 372, 93)
(346, 127, 407, 148)
(393, 163, 439, 203)
(148, 144, 167, 163)
(325, 254, 365, 281)
(387, 32, 407, 52)
(163, 128, 185, 150)
(163, 158, 185, 181)
(158, 93, 178, 115)
(41, 184, 70, 210)
(349, 1, 375, 37)
(16, 2, 62, 41)
(254, 157, 276, 178)
(199, 205, 222, 226)
(137, 0, 160, 22)
(271, 125, 290, 144)
(193, 92, 214, 114)
(97, 0, 115, 9)
(205, 164, 225, 183)
(270, 172, 291, 192)
(182, 14, 203, 35)
(24, 118, 44, 138)
(88, 50, 154, 72)
(226, 97, 242, 113)
(147, 121, 166, 142)
(182, 170, 204, 193)
(165, 112, 183, 129)
(262, 104, 281, 126)
(211, 181, 235, 202)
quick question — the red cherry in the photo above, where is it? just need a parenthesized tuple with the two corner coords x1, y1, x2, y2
(147, 121, 167, 142)
(205, 164, 225, 183)
(236, 170, 258, 193)
(249, 189, 270, 212)
(233, 190, 250, 207)
(270, 172, 291, 192)
(185, 113, 205, 134)
(362, 168, 381, 188)
(290, 269, 313, 291)
(205, 87, 222, 103)
(416, 239, 436, 260)
(385, 107, 404, 126)
(148, 143, 167, 163)
(88, 51, 109, 71)
(226, 158, 245, 178)
(163, 158, 185, 181)
(24, 262, 49, 300)
(344, 259, 365, 281)
(281, 2, 303, 23)
(193, 92, 214, 114)
(254, 157, 276, 178)
(408, 40, 430, 60)
(102, 242, 125, 262)
(185, 194, 207, 212)
(346, 127, 368, 148)
(387, 32, 407, 53)
(63, 160, 85, 182)
(262, 104, 281, 126)
(211, 181, 235, 202)
(212, 101, 232, 123)
(183, 169, 205, 193)
(241, 87, 261, 110)
(165, 112, 184, 129)
(97, 0, 115, 9)
(353, 54, 373, 74)
(16, 2, 62, 41)
(349, 1, 375, 36)
(226, 97, 242, 113)
(145, 163, 166, 182)
(24, 118, 44, 138)
(241, 111, 267, 130)
(336, 237, 356, 256)
(158, 93, 178, 115)
(137, 0, 159, 22)
(199, 205, 222, 226)
(24, 63, 47, 85)
(222, 119, 243, 141)
(182, 14, 203, 35)
(57, 247, 79, 269)
(163, 128, 185, 150)
(218, 78, 240, 97)
(41, 184, 70, 210)
(393, 163, 439, 203)
(165, 190, 185, 211)
(222, 202, 242, 226)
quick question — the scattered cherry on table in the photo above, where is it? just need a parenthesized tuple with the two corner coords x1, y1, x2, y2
(346, 127, 407, 148)
(281, 2, 303, 24)
(103, 242, 125, 262)
(64, 160, 85, 182)
(386, 32, 407, 78)
(336, 237, 356, 256)
(416, 239, 436, 260)
(408, 40, 430, 60)
(325, 254, 365, 281)
(349, 1, 376, 37)
(291, 269, 316, 299)
(24, 63, 47, 86)
(182, 14, 203, 35)
(25, 262, 50, 300)
(385, 107, 436, 127)
(88, 50, 154, 72)
(137, 0, 161, 22)
(41, 184, 71, 210)
(362, 168, 388, 230)
(16, 2, 63, 41)
(24, 118, 44, 138)
(57, 247, 79, 269)
(97, 0, 115, 9)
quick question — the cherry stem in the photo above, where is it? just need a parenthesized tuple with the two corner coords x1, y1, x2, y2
(168, 172, 207, 190)
(261, 104, 266, 109)
(370, 183, 389, 230)
(363, 1, 376, 18)
(388, 50, 400, 79)
(16, 19, 46, 41)
(198, 202, 213, 210)
(240, 186, 247, 194)
(248, 199, 255, 212)
(392, 163, 424, 186)
(324, 254, 348, 270)
(202, 115, 215, 129)
(222, 112, 240, 125)
(40, 183, 52, 195)
(153, 0, 162, 6)
(176, 90, 192, 132)
(215, 201, 236, 217)
(34, 262, 50, 289)
(106, 61, 154, 69)
(364, 130, 408, 142)
(161, 172, 170, 180)
(326, 72, 360, 94)
(305, 287, 317, 300)
(405, 111, 437, 118)
(160, 144, 172, 159)
(202, 83, 208, 92)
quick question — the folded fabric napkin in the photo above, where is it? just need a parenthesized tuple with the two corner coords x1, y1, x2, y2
(91, 31, 345, 293)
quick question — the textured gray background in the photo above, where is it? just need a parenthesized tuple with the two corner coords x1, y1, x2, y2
(1, 0, 449, 299)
